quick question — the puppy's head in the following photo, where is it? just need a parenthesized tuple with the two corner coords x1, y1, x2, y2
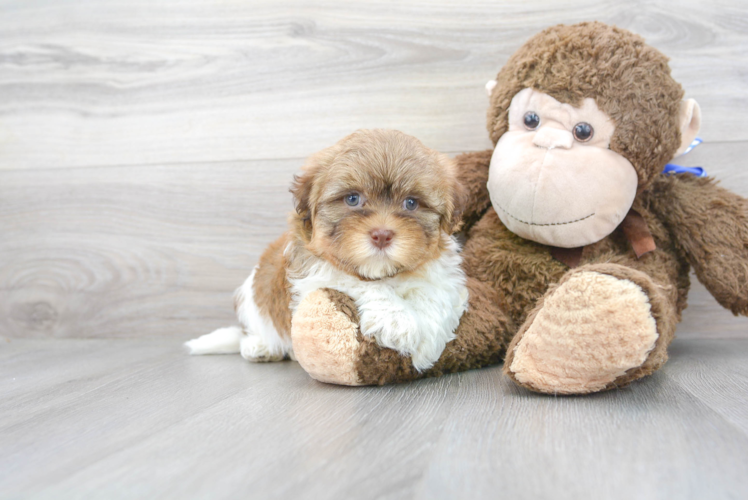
(291, 129, 464, 280)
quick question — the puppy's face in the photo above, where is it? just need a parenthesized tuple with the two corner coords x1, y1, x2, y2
(291, 130, 464, 280)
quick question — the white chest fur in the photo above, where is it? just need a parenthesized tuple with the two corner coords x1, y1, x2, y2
(288, 236, 469, 372)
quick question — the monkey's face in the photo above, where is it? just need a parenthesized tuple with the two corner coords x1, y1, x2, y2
(487, 88, 638, 248)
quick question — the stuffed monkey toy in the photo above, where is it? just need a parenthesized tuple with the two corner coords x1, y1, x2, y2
(290, 22, 748, 394)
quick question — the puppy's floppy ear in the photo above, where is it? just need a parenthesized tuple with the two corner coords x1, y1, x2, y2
(438, 156, 467, 234)
(291, 171, 313, 218)
(442, 177, 467, 234)
(290, 143, 341, 234)
(290, 169, 316, 240)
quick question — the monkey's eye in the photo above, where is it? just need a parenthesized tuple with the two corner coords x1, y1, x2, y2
(573, 122, 594, 142)
(344, 193, 362, 207)
(523, 112, 540, 130)
(403, 197, 418, 211)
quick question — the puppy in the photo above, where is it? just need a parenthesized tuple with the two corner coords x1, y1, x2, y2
(186, 129, 468, 372)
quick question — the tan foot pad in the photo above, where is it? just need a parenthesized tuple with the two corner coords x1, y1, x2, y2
(291, 288, 365, 386)
(509, 272, 658, 394)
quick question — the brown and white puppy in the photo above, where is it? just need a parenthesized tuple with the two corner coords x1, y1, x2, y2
(186, 129, 469, 372)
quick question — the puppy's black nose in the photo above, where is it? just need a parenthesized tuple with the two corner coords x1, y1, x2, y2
(370, 229, 394, 249)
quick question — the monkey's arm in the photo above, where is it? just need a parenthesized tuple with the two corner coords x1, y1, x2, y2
(454, 150, 493, 233)
(291, 278, 514, 386)
(648, 174, 748, 315)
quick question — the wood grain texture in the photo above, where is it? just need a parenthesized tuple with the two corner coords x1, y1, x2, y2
(1, 143, 746, 340)
(0, 0, 747, 169)
(1, 1, 746, 341)
(1, 337, 747, 499)
(2, 2, 748, 499)
(0, 158, 297, 339)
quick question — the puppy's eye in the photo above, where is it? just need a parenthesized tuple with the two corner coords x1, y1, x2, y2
(573, 122, 594, 142)
(403, 198, 418, 211)
(344, 193, 361, 207)
(523, 112, 540, 130)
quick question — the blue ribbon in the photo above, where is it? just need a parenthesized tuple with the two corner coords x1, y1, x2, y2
(663, 164, 707, 177)
(681, 137, 702, 155)
(662, 137, 706, 176)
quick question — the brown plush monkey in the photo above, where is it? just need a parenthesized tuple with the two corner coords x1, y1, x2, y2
(290, 22, 748, 394)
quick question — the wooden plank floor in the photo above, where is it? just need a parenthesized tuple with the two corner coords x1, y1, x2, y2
(1, 337, 748, 499)
(1, 0, 748, 498)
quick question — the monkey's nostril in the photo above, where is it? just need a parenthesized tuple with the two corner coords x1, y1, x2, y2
(370, 229, 395, 249)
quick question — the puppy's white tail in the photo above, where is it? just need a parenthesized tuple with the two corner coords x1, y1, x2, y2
(185, 326, 243, 355)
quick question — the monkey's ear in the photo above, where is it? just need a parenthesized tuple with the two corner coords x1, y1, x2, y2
(674, 99, 701, 156)
(485, 79, 498, 97)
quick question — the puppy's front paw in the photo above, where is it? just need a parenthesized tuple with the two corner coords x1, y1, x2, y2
(359, 308, 418, 341)
(358, 306, 444, 372)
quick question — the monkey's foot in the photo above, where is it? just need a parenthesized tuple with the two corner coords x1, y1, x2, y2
(504, 271, 660, 394)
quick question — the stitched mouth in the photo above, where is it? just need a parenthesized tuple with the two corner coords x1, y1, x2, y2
(495, 203, 595, 227)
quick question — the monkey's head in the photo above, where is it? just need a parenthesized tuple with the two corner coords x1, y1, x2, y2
(485, 22, 701, 248)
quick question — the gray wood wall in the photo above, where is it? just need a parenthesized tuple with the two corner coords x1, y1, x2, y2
(1, 0, 747, 340)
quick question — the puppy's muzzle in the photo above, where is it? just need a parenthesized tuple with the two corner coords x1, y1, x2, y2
(370, 228, 394, 249)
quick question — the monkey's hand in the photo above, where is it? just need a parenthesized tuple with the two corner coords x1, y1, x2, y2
(650, 174, 748, 316)
(454, 149, 494, 233)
